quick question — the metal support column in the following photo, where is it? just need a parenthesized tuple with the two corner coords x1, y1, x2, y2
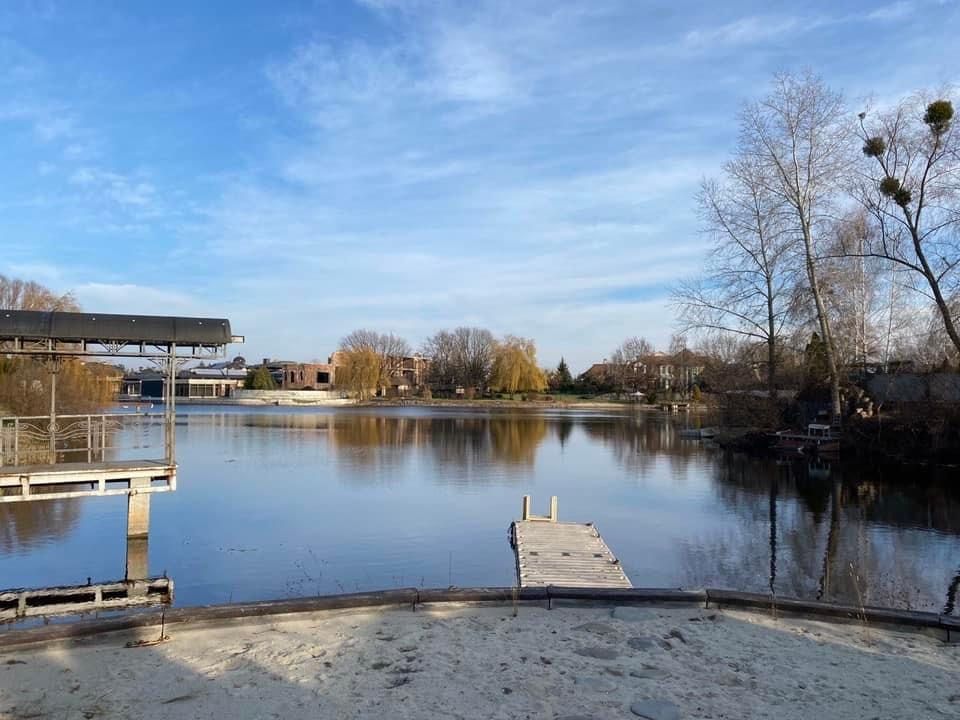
(165, 342, 176, 465)
(45, 357, 61, 464)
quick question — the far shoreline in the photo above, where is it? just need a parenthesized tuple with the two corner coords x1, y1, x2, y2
(140, 396, 710, 413)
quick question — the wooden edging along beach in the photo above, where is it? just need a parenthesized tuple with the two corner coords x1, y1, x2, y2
(1, 586, 957, 649)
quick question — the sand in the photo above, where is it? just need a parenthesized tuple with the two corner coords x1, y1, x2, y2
(1, 603, 958, 719)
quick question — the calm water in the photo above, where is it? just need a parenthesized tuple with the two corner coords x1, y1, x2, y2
(2, 406, 959, 617)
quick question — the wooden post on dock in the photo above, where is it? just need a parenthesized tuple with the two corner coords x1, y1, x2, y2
(520, 495, 558, 522)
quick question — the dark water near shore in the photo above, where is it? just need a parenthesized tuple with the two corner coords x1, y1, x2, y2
(2, 406, 959, 617)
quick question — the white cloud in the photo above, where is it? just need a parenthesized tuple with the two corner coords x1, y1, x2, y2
(33, 114, 74, 142)
(69, 167, 156, 208)
(427, 25, 520, 103)
(74, 283, 199, 316)
(267, 40, 414, 128)
(683, 16, 802, 49)
(5, 262, 63, 284)
(867, 2, 915, 21)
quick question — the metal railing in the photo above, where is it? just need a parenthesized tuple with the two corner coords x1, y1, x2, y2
(0, 413, 159, 467)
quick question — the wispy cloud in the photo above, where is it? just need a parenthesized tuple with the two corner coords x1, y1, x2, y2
(1, 0, 958, 369)
(74, 283, 200, 316)
(69, 167, 156, 209)
(683, 16, 804, 49)
(867, 2, 915, 21)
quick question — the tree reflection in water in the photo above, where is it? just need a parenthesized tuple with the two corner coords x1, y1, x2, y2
(326, 413, 548, 470)
(0, 499, 82, 553)
(682, 452, 960, 612)
(5, 408, 958, 613)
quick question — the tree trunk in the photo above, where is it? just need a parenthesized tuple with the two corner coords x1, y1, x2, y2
(801, 220, 843, 422)
(912, 229, 960, 358)
(766, 274, 778, 402)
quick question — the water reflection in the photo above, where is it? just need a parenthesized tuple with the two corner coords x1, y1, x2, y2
(0, 500, 82, 553)
(581, 415, 701, 473)
(2, 407, 958, 615)
(686, 452, 960, 611)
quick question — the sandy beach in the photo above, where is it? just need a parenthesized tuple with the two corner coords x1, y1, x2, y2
(1, 602, 958, 719)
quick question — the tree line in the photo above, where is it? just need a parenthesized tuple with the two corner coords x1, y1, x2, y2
(673, 71, 960, 421)
(334, 327, 547, 398)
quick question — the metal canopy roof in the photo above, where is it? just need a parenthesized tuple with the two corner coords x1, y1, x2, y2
(0, 311, 239, 358)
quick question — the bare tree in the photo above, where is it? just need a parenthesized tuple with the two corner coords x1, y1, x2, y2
(0, 275, 78, 311)
(819, 211, 892, 371)
(741, 71, 850, 421)
(854, 95, 960, 359)
(424, 330, 457, 390)
(608, 336, 653, 393)
(451, 327, 495, 390)
(674, 154, 795, 398)
(424, 327, 495, 391)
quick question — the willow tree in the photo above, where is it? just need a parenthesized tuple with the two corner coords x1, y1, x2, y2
(335, 348, 381, 400)
(855, 96, 960, 360)
(741, 72, 850, 421)
(340, 329, 410, 395)
(489, 336, 547, 393)
(674, 153, 795, 399)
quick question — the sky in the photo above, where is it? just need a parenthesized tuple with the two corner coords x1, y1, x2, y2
(1, 0, 958, 372)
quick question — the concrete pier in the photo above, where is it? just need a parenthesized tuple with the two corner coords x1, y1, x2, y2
(127, 477, 152, 537)
(125, 536, 149, 582)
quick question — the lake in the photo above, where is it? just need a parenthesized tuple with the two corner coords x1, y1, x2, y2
(2, 406, 958, 617)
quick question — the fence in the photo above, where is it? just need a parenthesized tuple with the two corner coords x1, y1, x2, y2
(0, 413, 158, 466)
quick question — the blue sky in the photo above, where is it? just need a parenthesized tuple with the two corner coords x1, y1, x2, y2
(1, 0, 958, 372)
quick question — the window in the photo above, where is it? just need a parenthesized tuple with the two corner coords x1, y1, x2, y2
(317, 371, 330, 383)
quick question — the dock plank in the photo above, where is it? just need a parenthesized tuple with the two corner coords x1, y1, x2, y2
(511, 520, 631, 589)
(0, 459, 176, 503)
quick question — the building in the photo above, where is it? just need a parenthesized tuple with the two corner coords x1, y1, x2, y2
(122, 366, 247, 400)
(256, 359, 336, 390)
(582, 350, 707, 394)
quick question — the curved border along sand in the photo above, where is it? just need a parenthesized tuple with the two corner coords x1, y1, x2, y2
(1, 586, 958, 650)
(1, 588, 958, 720)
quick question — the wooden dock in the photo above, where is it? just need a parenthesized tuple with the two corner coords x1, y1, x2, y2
(0, 577, 173, 622)
(509, 496, 632, 589)
(0, 460, 175, 503)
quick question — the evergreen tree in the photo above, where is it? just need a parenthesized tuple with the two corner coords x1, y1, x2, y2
(553, 357, 573, 391)
(245, 366, 276, 390)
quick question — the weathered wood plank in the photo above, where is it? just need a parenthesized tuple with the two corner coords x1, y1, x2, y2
(0, 578, 173, 622)
(511, 520, 631, 589)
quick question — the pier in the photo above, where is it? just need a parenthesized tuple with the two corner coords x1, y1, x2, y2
(0, 310, 238, 619)
(0, 577, 173, 622)
(509, 495, 632, 589)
